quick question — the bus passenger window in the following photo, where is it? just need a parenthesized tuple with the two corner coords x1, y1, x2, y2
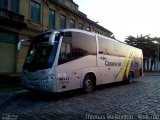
(72, 32, 96, 60)
(98, 36, 114, 56)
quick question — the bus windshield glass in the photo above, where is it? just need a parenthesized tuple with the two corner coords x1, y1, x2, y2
(23, 32, 60, 71)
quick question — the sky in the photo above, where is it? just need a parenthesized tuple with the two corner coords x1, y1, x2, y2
(73, 0, 160, 41)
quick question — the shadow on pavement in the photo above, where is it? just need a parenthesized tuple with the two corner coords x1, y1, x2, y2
(12, 80, 135, 103)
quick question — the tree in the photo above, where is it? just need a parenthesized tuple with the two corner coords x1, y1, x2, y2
(125, 35, 159, 71)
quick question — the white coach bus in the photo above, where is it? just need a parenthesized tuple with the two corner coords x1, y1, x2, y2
(19, 29, 143, 93)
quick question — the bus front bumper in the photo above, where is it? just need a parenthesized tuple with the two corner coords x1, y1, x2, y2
(21, 76, 56, 93)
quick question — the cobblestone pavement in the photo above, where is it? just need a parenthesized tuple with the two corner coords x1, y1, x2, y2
(0, 75, 160, 120)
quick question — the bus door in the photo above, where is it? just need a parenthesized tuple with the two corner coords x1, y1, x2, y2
(56, 33, 72, 92)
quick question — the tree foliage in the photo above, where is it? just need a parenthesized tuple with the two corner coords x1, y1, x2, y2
(125, 35, 160, 71)
(125, 35, 160, 58)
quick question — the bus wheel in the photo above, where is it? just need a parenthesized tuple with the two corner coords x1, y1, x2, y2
(83, 75, 94, 93)
(128, 72, 134, 84)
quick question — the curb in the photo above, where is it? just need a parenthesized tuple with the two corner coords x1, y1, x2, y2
(0, 75, 21, 87)
(144, 72, 160, 76)
(145, 74, 160, 76)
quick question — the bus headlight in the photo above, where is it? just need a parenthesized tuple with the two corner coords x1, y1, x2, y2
(41, 75, 55, 83)
(42, 79, 48, 83)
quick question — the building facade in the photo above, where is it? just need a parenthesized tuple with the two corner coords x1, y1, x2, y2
(0, 0, 113, 75)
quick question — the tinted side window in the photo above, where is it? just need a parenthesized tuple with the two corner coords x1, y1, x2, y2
(98, 36, 114, 55)
(58, 32, 72, 65)
(119, 43, 126, 57)
(72, 32, 96, 60)
(114, 42, 126, 57)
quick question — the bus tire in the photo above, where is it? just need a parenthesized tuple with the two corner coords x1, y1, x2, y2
(128, 72, 134, 84)
(83, 74, 94, 93)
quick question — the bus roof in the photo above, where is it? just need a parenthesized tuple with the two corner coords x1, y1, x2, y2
(42, 29, 142, 51)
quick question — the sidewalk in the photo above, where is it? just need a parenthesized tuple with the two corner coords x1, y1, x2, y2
(0, 75, 20, 87)
(0, 74, 24, 107)
(144, 72, 160, 76)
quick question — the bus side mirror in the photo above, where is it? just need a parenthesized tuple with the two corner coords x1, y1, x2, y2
(17, 39, 25, 51)
(49, 32, 60, 45)
(17, 39, 31, 51)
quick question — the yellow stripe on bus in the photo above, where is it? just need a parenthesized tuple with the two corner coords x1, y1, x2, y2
(126, 52, 134, 78)
(120, 52, 133, 80)
(120, 56, 129, 80)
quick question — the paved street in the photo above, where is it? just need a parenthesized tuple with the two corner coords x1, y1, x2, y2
(0, 74, 160, 120)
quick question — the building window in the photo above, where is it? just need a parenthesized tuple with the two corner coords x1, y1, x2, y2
(78, 23, 83, 30)
(30, 0, 41, 24)
(70, 19, 75, 28)
(11, 0, 19, 13)
(0, 0, 8, 10)
(49, 9, 55, 29)
(60, 15, 66, 29)
(59, 0, 65, 4)
(0, 0, 19, 13)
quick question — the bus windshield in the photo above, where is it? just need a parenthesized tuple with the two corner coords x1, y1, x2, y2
(23, 32, 60, 71)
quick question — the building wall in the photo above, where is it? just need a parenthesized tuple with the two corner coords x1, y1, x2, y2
(0, 0, 113, 74)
